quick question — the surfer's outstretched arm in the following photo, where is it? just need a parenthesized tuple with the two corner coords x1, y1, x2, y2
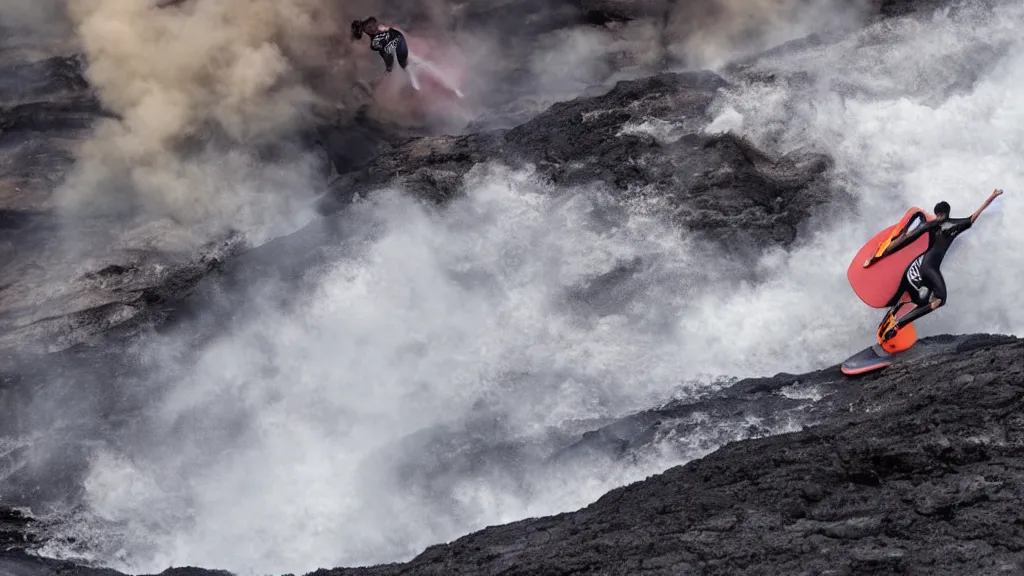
(970, 188, 1003, 223)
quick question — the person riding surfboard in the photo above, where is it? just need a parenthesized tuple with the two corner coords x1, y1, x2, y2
(351, 16, 464, 98)
(863, 188, 1004, 341)
(352, 17, 411, 77)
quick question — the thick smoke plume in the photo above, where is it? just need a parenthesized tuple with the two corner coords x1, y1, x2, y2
(54, 0, 367, 228)
(48, 0, 877, 229)
(0, 0, 72, 43)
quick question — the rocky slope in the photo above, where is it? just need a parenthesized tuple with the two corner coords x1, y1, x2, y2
(0, 49, 249, 358)
(318, 71, 834, 256)
(0, 0, 951, 358)
(318, 335, 1024, 576)
(2, 333, 1021, 576)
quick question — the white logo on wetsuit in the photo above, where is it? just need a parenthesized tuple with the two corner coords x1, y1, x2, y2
(940, 221, 963, 238)
(371, 33, 399, 55)
(907, 256, 923, 288)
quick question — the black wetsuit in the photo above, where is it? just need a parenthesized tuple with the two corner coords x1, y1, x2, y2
(884, 214, 973, 330)
(369, 28, 408, 72)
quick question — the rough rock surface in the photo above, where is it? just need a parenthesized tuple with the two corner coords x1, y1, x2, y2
(0, 49, 248, 359)
(324, 335, 1024, 576)
(3, 333, 1022, 576)
(318, 336, 1024, 576)
(320, 70, 835, 254)
(580, 0, 669, 23)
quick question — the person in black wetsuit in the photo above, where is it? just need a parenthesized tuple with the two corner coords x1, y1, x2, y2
(863, 188, 1004, 340)
(351, 17, 409, 74)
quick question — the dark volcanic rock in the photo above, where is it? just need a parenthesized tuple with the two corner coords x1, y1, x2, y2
(0, 50, 247, 357)
(506, 71, 833, 249)
(874, 0, 966, 17)
(0, 54, 102, 214)
(1, 507, 37, 549)
(0, 547, 227, 576)
(309, 335, 1024, 576)
(0, 226, 246, 357)
(3, 334, 1022, 576)
(320, 71, 834, 254)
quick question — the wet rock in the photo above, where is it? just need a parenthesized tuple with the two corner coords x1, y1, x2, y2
(0, 48, 249, 357)
(0, 226, 246, 357)
(319, 70, 833, 255)
(305, 336, 1024, 576)
(3, 335, 1022, 576)
(0, 507, 37, 549)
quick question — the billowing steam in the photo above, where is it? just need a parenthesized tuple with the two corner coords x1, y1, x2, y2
(45, 0, 881, 230)
(52, 0, 362, 229)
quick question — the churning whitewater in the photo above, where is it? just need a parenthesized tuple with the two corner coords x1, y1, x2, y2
(36, 3, 1023, 576)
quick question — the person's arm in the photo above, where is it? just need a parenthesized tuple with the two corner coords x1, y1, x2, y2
(883, 209, 928, 253)
(864, 220, 932, 267)
(969, 188, 1003, 224)
(900, 211, 927, 235)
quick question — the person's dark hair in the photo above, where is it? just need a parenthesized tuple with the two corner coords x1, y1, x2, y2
(934, 201, 950, 217)
(351, 17, 378, 39)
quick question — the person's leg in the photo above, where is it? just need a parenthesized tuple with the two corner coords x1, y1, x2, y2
(879, 257, 931, 342)
(894, 263, 946, 329)
(396, 36, 420, 90)
(396, 36, 409, 69)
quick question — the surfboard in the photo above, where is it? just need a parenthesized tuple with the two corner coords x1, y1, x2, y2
(846, 207, 933, 308)
(841, 343, 912, 375)
(840, 335, 955, 376)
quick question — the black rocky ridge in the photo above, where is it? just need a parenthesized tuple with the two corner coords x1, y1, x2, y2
(319, 71, 834, 253)
(3, 333, 1023, 576)
(2, 0, 1017, 575)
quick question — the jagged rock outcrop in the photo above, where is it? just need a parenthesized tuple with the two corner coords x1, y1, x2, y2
(320, 71, 834, 253)
(581, 0, 668, 22)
